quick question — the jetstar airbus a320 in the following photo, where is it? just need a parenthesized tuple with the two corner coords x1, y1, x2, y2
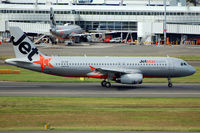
(5, 27, 196, 88)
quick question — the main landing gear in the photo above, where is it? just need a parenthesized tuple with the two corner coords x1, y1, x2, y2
(101, 80, 111, 88)
(168, 77, 173, 88)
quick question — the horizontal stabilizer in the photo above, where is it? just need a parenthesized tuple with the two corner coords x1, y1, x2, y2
(5, 58, 32, 65)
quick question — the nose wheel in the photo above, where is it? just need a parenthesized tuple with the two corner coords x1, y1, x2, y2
(101, 80, 111, 88)
(168, 83, 173, 88)
(168, 78, 173, 88)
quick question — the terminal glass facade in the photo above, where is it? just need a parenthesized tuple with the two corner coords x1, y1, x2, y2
(1, 9, 200, 17)
(76, 21, 137, 31)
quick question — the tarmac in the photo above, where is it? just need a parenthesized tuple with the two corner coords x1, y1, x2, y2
(0, 82, 200, 97)
(0, 42, 200, 56)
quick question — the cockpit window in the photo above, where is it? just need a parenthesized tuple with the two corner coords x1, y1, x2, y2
(181, 62, 187, 66)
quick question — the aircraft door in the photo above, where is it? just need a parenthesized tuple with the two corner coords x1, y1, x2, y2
(167, 58, 174, 77)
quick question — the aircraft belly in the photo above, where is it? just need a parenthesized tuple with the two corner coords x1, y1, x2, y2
(141, 67, 168, 77)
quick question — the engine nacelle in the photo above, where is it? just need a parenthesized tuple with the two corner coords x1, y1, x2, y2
(120, 74, 143, 84)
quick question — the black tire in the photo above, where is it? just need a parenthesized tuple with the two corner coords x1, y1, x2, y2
(105, 82, 111, 88)
(168, 83, 173, 88)
(101, 81, 106, 87)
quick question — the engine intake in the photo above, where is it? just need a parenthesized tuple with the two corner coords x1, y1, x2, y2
(120, 74, 143, 84)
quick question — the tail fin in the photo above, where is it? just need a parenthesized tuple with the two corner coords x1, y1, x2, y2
(50, 7, 56, 28)
(9, 26, 43, 61)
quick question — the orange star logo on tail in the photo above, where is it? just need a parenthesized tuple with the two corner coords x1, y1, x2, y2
(33, 54, 54, 71)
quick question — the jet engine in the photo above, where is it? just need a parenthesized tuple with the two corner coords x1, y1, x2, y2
(120, 74, 143, 84)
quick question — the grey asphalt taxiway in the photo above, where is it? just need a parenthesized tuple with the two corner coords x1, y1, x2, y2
(1, 43, 200, 57)
(0, 82, 200, 97)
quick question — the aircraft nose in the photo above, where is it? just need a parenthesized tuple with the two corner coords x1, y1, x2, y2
(186, 66, 196, 76)
(190, 66, 196, 75)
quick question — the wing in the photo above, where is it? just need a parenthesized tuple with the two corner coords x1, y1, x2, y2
(88, 66, 143, 84)
(89, 66, 141, 75)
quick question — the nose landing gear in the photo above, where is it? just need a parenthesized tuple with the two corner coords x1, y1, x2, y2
(168, 77, 173, 88)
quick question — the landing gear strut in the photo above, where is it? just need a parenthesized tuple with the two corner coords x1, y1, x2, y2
(101, 80, 111, 88)
(168, 77, 173, 88)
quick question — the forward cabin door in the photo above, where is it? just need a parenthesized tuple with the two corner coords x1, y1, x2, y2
(167, 58, 174, 77)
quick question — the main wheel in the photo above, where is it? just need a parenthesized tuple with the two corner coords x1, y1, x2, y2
(105, 82, 111, 88)
(101, 80, 106, 87)
(168, 83, 173, 88)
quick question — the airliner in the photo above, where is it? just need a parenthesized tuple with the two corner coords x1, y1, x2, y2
(5, 27, 196, 88)
(49, 8, 106, 44)
(49, 8, 83, 40)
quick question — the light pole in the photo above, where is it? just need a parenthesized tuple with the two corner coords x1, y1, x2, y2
(163, 0, 167, 45)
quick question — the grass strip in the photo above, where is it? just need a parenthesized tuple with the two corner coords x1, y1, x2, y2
(0, 97, 200, 131)
(173, 55, 200, 61)
(0, 56, 14, 60)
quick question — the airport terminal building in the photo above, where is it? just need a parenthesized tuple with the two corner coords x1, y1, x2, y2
(0, 0, 200, 44)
